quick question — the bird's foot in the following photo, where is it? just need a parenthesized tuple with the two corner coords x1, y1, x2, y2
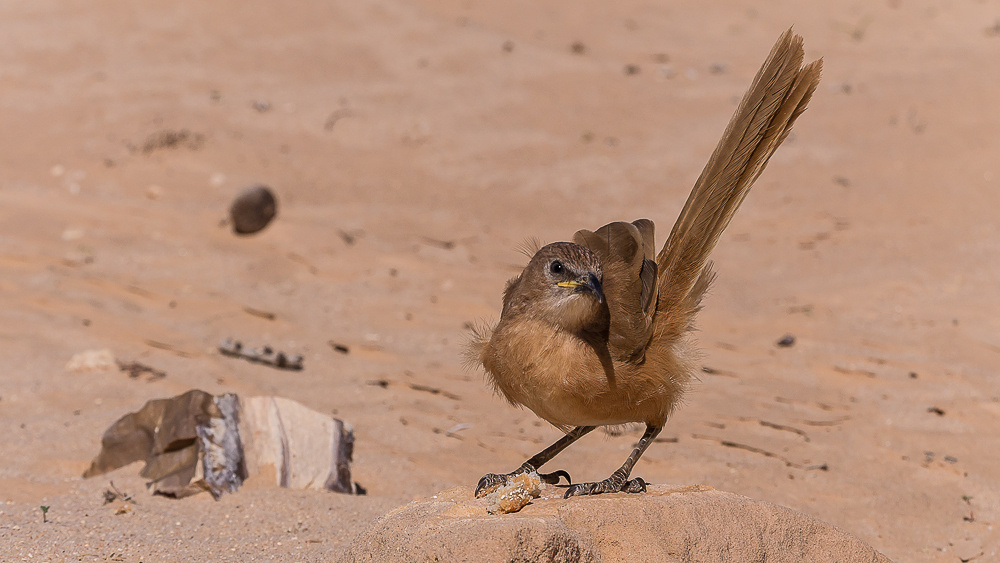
(563, 476, 646, 498)
(475, 467, 572, 498)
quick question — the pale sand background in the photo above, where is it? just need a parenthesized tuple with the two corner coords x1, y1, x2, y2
(1, 0, 998, 560)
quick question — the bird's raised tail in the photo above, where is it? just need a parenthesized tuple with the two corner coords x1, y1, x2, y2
(654, 29, 822, 341)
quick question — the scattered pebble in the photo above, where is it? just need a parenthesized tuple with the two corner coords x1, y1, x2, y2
(229, 184, 278, 235)
(776, 334, 796, 347)
(141, 129, 203, 154)
(66, 349, 116, 373)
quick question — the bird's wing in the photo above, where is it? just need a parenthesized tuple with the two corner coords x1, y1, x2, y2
(574, 219, 658, 362)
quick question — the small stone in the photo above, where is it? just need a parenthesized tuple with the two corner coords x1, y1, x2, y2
(229, 184, 278, 235)
(776, 334, 796, 347)
(66, 349, 116, 373)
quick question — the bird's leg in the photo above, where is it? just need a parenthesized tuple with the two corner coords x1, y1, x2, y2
(564, 424, 661, 498)
(475, 425, 596, 498)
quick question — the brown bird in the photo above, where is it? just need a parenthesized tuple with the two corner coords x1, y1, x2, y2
(469, 29, 822, 498)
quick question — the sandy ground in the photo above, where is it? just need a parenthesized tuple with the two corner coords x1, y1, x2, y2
(1, 0, 999, 561)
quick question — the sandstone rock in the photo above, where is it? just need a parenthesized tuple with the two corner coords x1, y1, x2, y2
(342, 484, 890, 563)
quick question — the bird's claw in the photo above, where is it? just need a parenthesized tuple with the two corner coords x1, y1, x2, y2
(538, 469, 572, 486)
(621, 477, 647, 493)
(475, 468, 573, 498)
(563, 476, 646, 498)
(475, 473, 507, 498)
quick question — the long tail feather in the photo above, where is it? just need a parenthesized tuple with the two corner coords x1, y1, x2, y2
(655, 29, 822, 339)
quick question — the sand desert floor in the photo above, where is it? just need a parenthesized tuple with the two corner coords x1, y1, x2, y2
(1, 0, 999, 561)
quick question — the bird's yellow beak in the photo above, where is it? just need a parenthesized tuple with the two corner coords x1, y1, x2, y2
(557, 273, 604, 304)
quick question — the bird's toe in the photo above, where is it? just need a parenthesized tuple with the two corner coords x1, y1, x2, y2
(563, 475, 647, 498)
(621, 477, 647, 493)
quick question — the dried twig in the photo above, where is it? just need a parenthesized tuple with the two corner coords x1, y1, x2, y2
(103, 481, 135, 505)
(116, 360, 166, 381)
(243, 307, 276, 321)
(759, 420, 810, 442)
(408, 383, 461, 401)
(143, 340, 196, 358)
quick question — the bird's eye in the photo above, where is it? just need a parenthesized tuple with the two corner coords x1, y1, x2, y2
(549, 260, 564, 275)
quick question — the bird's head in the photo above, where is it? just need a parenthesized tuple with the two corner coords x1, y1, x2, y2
(505, 242, 607, 333)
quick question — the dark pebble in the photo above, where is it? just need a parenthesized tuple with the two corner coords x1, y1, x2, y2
(776, 334, 796, 347)
(230, 184, 278, 235)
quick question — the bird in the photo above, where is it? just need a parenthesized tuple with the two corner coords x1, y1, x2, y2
(469, 29, 823, 499)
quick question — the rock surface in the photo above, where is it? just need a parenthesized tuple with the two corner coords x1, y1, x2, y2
(342, 484, 890, 563)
